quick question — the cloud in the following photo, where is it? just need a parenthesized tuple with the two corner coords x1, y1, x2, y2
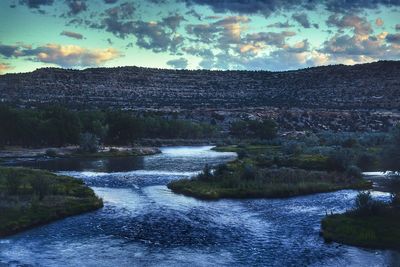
(267, 21, 293, 28)
(19, 0, 54, 8)
(182, 0, 400, 16)
(0, 43, 121, 68)
(244, 31, 296, 48)
(185, 9, 202, 20)
(66, 0, 87, 15)
(104, 0, 118, 3)
(386, 33, 400, 44)
(60, 30, 84, 39)
(90, 2, 136, 38)
(292, 13, 311, 28)
(133, 21, 184, 53)
(0, 44, 20, 58)
(396, 24, 400, 31)
(34, 44, 121, 67)
(325, 0, 400, 13)
(0, 63, 13, 74)
(182, 0, 315, 17)
(326, 14, 372, 36)
(375, 18, 384, 27)
(166, 57, 188, 68)
(186, 15, 250, 45)
(162, 14, 185, 31)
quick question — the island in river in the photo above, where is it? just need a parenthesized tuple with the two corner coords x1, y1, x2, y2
(0, 166, 103, 237)
(168, 144, 372, 200)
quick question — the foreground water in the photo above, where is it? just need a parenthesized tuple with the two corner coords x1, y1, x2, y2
(1, 146, 399, 267)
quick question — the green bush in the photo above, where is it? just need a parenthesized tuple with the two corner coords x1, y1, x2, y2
(353, 191, 387, 216)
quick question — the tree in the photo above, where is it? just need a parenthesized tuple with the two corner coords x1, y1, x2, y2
(382, 125, 400, 171)
(241, 165, 256, 180)
(79, 132, 99, 153)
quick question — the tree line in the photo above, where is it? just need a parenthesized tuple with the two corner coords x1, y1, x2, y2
(0, 106, 218, 147)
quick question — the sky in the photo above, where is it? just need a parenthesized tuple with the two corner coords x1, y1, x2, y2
(0, 0, 399, 74)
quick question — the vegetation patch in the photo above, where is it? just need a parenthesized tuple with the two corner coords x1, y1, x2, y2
(0, 167, 103, 237)
(321, 190, 400, 250)
(168, 164, 371, 200)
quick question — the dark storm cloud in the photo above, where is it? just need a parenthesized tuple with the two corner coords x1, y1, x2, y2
(167, 57, 188, 68)
(325, 0, 400, 13)
(182, 0, 400, 15)
(60, 30, 84, 39)
(182, 0, 315, 16)
(292, 13, 311, 28)
(19, 0, 54, 8)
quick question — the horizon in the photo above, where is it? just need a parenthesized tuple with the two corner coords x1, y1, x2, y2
(0, 0, 400, 74)
(2, 59, 399, 76)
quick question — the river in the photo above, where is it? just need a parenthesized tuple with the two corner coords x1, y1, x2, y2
(0, 146, 399, 266)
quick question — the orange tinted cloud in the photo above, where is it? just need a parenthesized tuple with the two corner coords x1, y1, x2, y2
(0, 63, 13, 74)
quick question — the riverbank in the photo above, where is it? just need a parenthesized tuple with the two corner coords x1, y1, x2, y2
(0, 146, 161, 159)
(0, 167, 103, 237)
(321, 210, 400, 250)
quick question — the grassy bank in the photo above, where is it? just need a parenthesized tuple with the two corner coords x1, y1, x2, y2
(169, 140, 377, 200)
(0, 146, 161, 159)
(321, 210, 400, 250)
(0, 167, 103, 237)
(168, 164, 371, 200)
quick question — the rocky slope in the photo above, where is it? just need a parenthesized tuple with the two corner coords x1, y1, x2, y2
(1, 61, 399, 110)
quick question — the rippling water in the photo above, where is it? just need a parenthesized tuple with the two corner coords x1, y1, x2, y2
(1, 146, 399, 267)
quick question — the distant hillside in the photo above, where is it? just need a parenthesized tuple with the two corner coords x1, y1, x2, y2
(1, 61, 399, 110)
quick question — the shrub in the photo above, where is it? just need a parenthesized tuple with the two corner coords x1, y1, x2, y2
(327, 149, 353, 172)
(346, 165, 362, 180)
(282, 141, 304, 155)
(237, 150, 248, 159)
(353, 191, 386, 216)
(79, 132, 99, 153)
(342, 138, 358, 148)
(241, 165, 256, 181)
(356, 153, 376, 171)
(198, 164, 213, 181)
(45, 149, 57, 157)
(214, 164, 228, 176)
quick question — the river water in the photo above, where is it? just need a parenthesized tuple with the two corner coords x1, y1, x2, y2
(0, 146, 399, 267)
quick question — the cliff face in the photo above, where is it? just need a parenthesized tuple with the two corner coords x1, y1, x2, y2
(0, 61, 399, 110)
